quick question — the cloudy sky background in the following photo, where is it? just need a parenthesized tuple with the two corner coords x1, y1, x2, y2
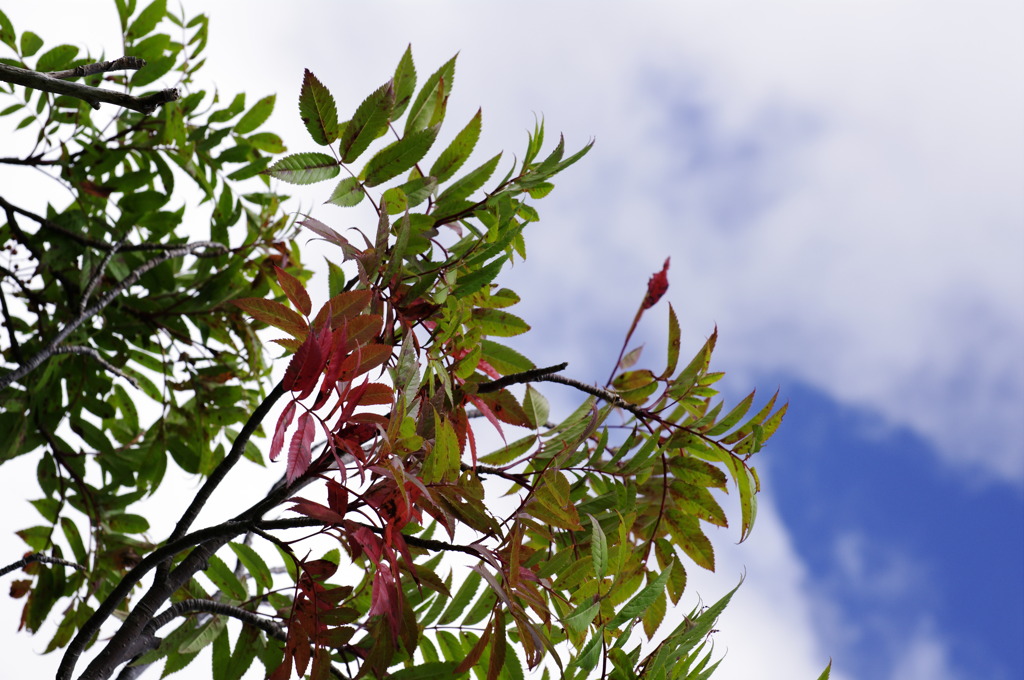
(1, 1, 1021, 679)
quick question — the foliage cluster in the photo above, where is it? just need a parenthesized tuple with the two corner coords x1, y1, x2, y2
(0, 3, 822, 680)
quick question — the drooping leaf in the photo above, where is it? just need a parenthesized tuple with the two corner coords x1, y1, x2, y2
(286, 411, 316, 483)
(270, 401, 297, 463)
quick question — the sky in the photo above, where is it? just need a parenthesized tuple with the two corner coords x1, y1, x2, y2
(1, 1, 1022, 679)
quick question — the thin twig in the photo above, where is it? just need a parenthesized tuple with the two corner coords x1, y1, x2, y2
(149, 599, 286, 640)
(0, 62, 178, 114)
(51, 345, 138, 386)
(537, 373, 648, 420)
(0, 196, 230, 254)
(47, 56, 146, 80)
(80, 241, 122, 312)
(0, 281, 23, 362)
(166, 382, 286, 546)
(477, 362, 568, 394)
(0, 241, 227, 392)
(0, 552, 85, 577)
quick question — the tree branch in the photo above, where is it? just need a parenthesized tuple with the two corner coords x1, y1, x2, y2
(51, 346, 138, 387)
(0, 240, 227, 392)
(149, 598, 286, 641)
(477, 362, 568, 394)
(166, 382, 286, 545)
(537, 373, 648, 420)
(0, 60, 178, 114)
(46, 56, 146, 81)
(0, 552, 85, 578)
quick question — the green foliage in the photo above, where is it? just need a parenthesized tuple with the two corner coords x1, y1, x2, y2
(0, 5, 831, 680)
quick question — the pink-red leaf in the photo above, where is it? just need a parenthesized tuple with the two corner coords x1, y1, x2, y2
(297, 217, 360, 260)
(643, 257, 670, 310)
(311, 291, 373, 331)
(231, 298, 309, 338)
(283, 326, 332, 398)
(275, 266, 312, 317)
(270, 400, 298, 462)
(338, 343, 393, 380)
(286, 411, 316, 483)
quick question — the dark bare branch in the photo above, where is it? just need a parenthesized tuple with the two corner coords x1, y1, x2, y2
(0, 62, 178, 114)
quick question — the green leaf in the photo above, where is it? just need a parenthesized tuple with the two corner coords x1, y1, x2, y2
(327, 260, 346, 297)
(404, 55, 455, 134)
(233, 94, 275, 135)
(325, 176, 364, 207)
(246, 132, 285, 153)
(438, 568, 480, 625)
(434, 152, 502, 211)
(126, 0, 166, 42)
(522, 385, 549, 429)
(130, 55, 174, 87)
(391, 45, 417, 119)
(589, 513, 608, 580)
(703, 390, 755, 437)
(471, 308, 529, 337)
(478, 434, 536, 466)
(299, 69, 338, 146)
(451, 257, 507, 301)
(662, 303, 681, 379)
(228, 542, 273, 592)
(816, 660, 833, 680)
(20, 31, 43, 57)
(480, 340, 534, 376)
(430, 108, 481, 183)
(362, 124, 439, 187)
(0, 10, 15, 49)
(609, 564, 673, 629)
(339, 81, 393, 163)
(264, 152, 339, 185)
(36, 45, 78, 72)
(565, 601, 600, 635)
(422, 414, 460, 484)
(203, 554, 247, 601)
(209, 92, 245, 123)
(108, 514, 149, 534)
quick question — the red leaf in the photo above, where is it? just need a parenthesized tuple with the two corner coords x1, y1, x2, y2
(298, 216, 357, 256)
(288, 497, 345, 525)
(312, 327, 350, 411)
(642, 257, 670, 310)
(270, 400, 298, 462)
(338, 343, 393, 380)
(283, 325, 332, 398)
(275, 265, 312, 317)
(327, 479, 348, 515)
(353, 382, 395, 407)
(286, 411, 316, 483)
(231, 297, 309, 338)
(467, 395, 505, 441)
(311, 290, 373, 331)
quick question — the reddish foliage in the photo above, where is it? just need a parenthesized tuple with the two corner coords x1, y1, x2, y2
(642, 257, 671, 310)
